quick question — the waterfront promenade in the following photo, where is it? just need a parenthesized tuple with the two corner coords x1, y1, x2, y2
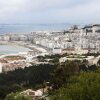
(0, 41, 49, 59)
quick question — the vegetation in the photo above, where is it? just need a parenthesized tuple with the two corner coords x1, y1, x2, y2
(0, 64, 56, 99)
(98, 59, 100, 65)
(50, 60, 98, 89)
(82, 53, 100, 57)
(4, 56, 25, 61)
(51, 69, 100, 100)
(6, 92, 32, 100)
(49, 56, 100, 100)
(0, 53, 99, 99)
(51, 61, 80, 89)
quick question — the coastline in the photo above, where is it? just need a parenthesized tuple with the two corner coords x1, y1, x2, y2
(0, 41, 48, 59)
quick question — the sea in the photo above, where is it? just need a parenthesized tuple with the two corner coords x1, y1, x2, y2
(0, 23, 70, 34)
(0, 45, 31, 55)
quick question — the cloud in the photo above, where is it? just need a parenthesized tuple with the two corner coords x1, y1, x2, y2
(0, 0, 100, 24)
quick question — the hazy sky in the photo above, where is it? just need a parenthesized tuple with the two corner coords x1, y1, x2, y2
(0, 0, 100, 24)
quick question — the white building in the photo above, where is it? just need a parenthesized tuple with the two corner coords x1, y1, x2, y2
(53, 48, 62, 54)
(26, 55, 33, 62)
(35, 90, 43, 97)
(92, 24, 100, 33)
(3, 35, 10, 41)
(19, 35, 28, 41)
(0, 63, 2, 73)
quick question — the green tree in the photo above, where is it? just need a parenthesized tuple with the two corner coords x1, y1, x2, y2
(52, 57, 59, 63)
(6, 93, 16, 100)
(51, 68, 100, 100)
(98, 59, 100, 65)
(6, 93, 32, 100)
(15, 94, 32, 100)
(51, 60, 80, 89)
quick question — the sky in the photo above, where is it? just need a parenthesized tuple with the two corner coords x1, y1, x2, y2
(0, 0, 100, 24)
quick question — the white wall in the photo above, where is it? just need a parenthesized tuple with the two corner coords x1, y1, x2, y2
(0, 63, 2, 73)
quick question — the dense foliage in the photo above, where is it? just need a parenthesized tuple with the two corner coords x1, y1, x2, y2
(0, 64, 56, 99)
(0, 53, 99, 100)
(51, 69, 100, 100)
(6, 92, 32, 100)
(50, 60, 98, 89)
(50, 61, 80, 89)
(47, 58, 99, 100)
